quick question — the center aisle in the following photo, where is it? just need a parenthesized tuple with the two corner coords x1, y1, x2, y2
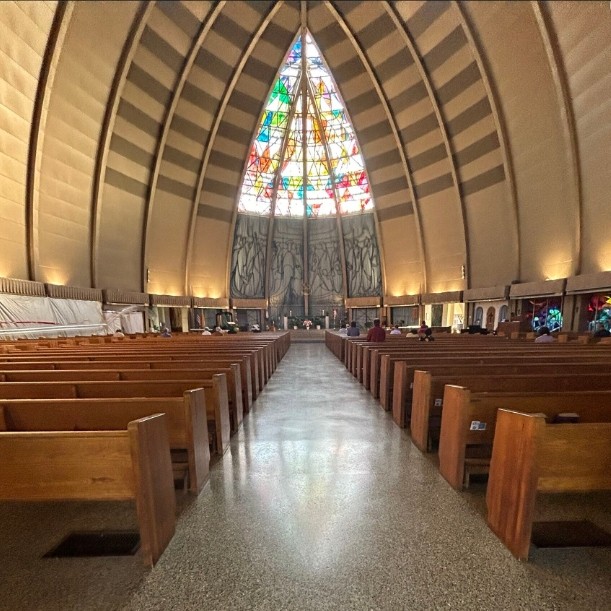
(126, 343, 610, 610)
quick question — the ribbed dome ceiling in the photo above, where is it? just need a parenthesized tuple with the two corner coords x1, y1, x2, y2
(0, 1, 608, 300)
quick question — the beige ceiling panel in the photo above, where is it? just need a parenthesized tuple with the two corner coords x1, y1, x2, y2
(442, 80, 487, 123)
(450, 112, 496, 152)
(235, 73, 269, 101)
(132, 48, 179, 92)
(164, 128, 206, 160)
(182, 1, 214, 22)
(97, 184, 145, 291)
(412, 157, 452, 185)
(190, 216, 231, 298)
(391, 0, 426, 23)
(212, 134, 248, 160)
(413, 5, 460, 54)
(464, 181, 514, 287)
(368, 163, 407, 187)
(112, 115, 158, 153)
(146, 192, 191, 295)
(121, 81, 167, 124)
(158, 160, 198, 187)
(547, 1, 611, 274)
(458, 148, 503, 183)
(428, 43, 472, 84)
(205, 30, 243, 65)
(147, 8, 193, 55)
(383, 68, 422, 102)
(187, 63, 226, 100)
(105, 150, 151, 186)
(0, 0, 56, 280)
(0, 193, 27, 277)
(418, 192, 465, 289)
(465, 2, 576, 281)
(203, 164, 241, 187)
(16, 0, 56, 32)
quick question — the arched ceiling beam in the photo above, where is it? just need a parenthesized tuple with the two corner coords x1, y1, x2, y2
(531, 0, 583, 276)
(90, 1, 152, 289)
(184, 2, 284, 296)
(453, 1, 521, 282)
(142, 2, 226, 293)
(26, 1, 74, 281)
(305, 77, 349, 301)
(325, 1, 426, 294)
(264, 72, 304, 302)
(385, 2, 469, 288)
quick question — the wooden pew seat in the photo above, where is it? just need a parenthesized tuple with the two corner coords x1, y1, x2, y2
(0, 413, 176, 567)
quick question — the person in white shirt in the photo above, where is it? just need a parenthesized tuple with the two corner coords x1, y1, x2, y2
(534, 326, 555, 343)
(390, 325, 401, 335)
(201, 327, 212, 335)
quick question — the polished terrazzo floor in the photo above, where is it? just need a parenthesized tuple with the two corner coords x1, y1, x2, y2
(0, 343, 609, 610)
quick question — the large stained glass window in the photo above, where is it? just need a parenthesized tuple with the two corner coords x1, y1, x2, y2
(238, 33, 373, 218)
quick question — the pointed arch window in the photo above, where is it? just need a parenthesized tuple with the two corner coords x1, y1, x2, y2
(238, 32, 374, 218)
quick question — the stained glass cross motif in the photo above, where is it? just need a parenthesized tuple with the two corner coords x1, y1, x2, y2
(238, 32, 373, 218)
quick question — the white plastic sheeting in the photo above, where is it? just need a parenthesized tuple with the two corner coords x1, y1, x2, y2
(103, 308, 145, 334)
(0, 294, 106, 340)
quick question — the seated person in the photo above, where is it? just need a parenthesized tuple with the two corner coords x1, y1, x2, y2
(593, 323, 610, 338)
(389, 325, 402, 335)
(417, 320, 429, 340)
(201, 327, 212, 336)
(366, 318, 385, 342)
(251, 323, 261, 333)
(534, 326, 555, 343)
(346, 321, 360, 337)
(422, 328, 435, 342)
(338, 324, 348, 335)
(113, 328, 125, 338)
(160, 327, 172, 338)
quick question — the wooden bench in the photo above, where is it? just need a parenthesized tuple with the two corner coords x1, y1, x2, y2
(0, 389, 210, 494)
(0, 377, 230, 456)
(392, 359, 611, 429)
(0, 413, 176, 567)
(438, 386, 611, 490)
(383, 351, 606, 413)
(486, 409, 611, 560)
(410, 370, 611, 453)
(0, 366, 244, 435)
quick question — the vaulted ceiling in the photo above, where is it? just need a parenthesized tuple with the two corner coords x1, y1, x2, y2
(0, 1, 609, 299)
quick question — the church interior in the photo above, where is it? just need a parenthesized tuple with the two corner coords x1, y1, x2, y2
(0, 1, 610, 609)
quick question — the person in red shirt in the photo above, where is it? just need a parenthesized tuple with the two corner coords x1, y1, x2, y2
(366, 318, 386, 342)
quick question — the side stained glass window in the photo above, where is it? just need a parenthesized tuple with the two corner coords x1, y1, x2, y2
(238, 32, 373, 218)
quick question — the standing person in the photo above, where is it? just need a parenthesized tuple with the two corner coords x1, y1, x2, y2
(346, 321, 360, 337)
(366, 318, 385, 342)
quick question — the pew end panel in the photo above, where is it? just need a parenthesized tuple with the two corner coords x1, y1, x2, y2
(486, 410, 611, 560)
(128, 414, 177, 566)
(0, 413, 176, 567)
(438, 385, 495, 490)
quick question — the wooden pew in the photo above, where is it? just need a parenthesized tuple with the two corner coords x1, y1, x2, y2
(0, 377, 230, 456)
(392, 359, 611, 428)
(0, 413, 176, 567)
(410, 370, 611, 453)
(486, 409, 611, 560)
(0, 389, 210, 494)
(0, 366, 243, 434)
(438, 386, 611, 490)
(382, 351, 606, 412)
